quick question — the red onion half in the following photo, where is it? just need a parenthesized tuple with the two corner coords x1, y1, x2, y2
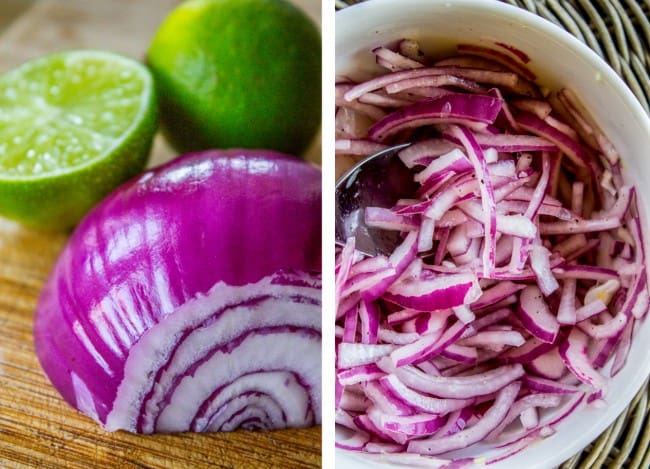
(34, 149, 322, 433)
(335, 40, 649, 461)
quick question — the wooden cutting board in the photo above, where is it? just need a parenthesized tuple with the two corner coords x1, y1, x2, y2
(0, 1, 321, 468)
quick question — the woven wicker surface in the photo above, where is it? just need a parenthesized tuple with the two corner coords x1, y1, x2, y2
(335, 1, 650, 467)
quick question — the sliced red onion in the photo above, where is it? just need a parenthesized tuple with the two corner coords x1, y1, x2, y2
(474, 133, 557, 152)
(398, 39, 425, 62)
(558, 88, 620, 165)
(557, 278, 577, 325)
(335, 138, 389, 156)
(522, 375, 580, 394)
(400, 140, 460, 168)
(418, 217, 436, 252)
(470, 281, 524, 311)
(338, 343, 396, 369)
(338, 364, 384, 386)
(460, 200, 537, 238)
(552, 264, 619, 281)
(348, 254, 389, 279)
(379, 374, 473, 414)
(465, 309, 513, 337)
(374, 46, 426, 71)
(355, 412, 405, 443)
(378, 327, 420, 345)
(359, 92, 415, 108)
(511, 98, 552, 119)
(407, 382, 520, 455)
(384, 272, 482, 311)
(539, 217, 622, 235)
(458, 330, 525, 349)
(527, 348, 566, 380)
(383, 69, 518, 94)
(387, 363, 525, 399)
(343, 66, 505, 101)
(340, 389, 371, 413)
(530, 244, 560, 295)
(368, 93, 502, 142)
(633, 288, 649, 320)
(610, 319, 634, 377)
(360, 299, 380, 344)
(336, 236, 357, 312)
(434, 54, 505, 71)
(340, 267, 397, 299)
(486, 392, 561, 440)
(440, 343, 478, 364)
(414, 148, 472, 184)
(336, 431, 371, 451)
(518, 286, 560, 343)
(369, 407, 446, 436)
(336, 39, 650, 462)
(452, 305, 475, 324)
(336, 408, 360, 431)
(364, 383, 413, 420)
(337, 83, 387, 123)
(553, 233, 588, 257)
(365, 206, 419, 231)
(456, 43, 535, 79)
(578, 312, 628, 340)
(448, 125, 497, 276)
(515, 111, 589, 168)
(574, 299, 608, 322)
(559, 329, 607, 391)
(363, 231, 419, 301)
(391, 320, 468, 367)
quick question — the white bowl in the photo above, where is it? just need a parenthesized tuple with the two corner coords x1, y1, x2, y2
(335, 0, 650, 468)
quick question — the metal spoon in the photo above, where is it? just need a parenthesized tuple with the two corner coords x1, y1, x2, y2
(335, 143, 418, 256)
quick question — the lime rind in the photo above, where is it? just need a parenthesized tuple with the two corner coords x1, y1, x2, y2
(147, 0, 321, 156)
(0, 50, 155, 181)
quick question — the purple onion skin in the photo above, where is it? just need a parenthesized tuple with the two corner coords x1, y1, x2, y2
(34, 149, 321, 427)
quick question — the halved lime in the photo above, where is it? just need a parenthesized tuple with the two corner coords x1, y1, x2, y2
(0, 50, 157, 230)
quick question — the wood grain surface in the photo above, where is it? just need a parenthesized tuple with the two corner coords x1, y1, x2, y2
(0, 1, 322, 468)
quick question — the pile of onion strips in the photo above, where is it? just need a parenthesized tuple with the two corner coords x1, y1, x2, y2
(335, 40, 649, 463)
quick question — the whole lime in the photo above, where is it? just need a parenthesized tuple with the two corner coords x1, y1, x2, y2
(0, 50, 157, 231)
(147, 0, 321, 156)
